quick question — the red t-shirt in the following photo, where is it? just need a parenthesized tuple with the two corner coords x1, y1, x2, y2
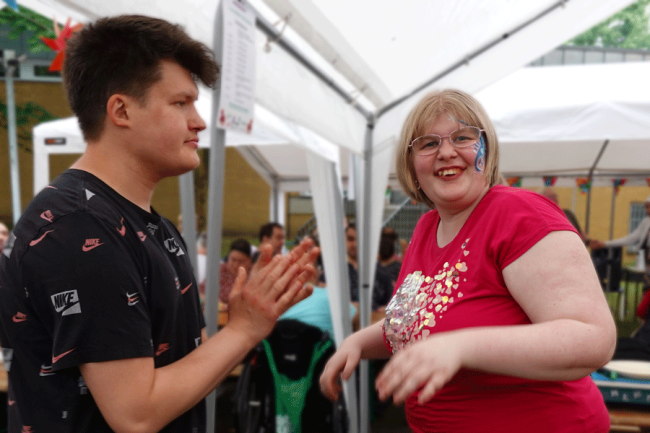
(382, 185, 609, 433)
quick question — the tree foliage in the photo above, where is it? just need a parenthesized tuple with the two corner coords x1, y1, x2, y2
(0, 5, 57, 54)
(568, 0, 650, 49)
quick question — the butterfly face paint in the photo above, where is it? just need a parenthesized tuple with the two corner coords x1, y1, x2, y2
(473, 136, 486, 174)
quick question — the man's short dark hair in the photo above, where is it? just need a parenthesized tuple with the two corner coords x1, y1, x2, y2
(379, 234, 396, 261)
(63, 15, 220, 141)
(229, 238, 252, 258)
(258, 222, 283, 242)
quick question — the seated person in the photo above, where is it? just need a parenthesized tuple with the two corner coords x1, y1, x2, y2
(219, 238, 253, 303)
(199, 238, 253, 304)
(281, 241, 357, 337)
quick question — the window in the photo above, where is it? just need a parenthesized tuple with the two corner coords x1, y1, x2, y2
(629, 202, 646, 233)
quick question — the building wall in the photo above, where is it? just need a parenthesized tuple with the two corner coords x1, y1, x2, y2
(0, 81, 72, 223)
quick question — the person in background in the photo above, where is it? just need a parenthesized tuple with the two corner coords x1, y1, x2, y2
(0, 220, 8, 252)
(253, 222, 285, 262)
(590, 195, 650, 275)
(280, 236, 357, 337)
(345, 222, 394, 312)
(218, 238, 253, 303)
(0, 15, 318, 433)
(540, 187, 590, 243)
(376, 230, 402, 290)
(321, 89, 615, 433)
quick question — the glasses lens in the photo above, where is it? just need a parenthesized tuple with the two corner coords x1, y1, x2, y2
(450, 127, 480, 147)
(412, 135, 441, 155)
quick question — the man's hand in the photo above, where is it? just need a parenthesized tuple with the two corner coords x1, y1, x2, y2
(226, 237, 320, 344)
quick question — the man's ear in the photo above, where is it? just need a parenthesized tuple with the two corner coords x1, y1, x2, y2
(106, 94, 131, 128)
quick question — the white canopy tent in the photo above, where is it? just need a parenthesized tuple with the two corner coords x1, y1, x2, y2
(20, 0, 637, 431)
(478, 61, 650, 185)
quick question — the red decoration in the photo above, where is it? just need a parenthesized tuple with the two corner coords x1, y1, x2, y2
(40, 18, 83, 71)
(506, 177, 522, 188)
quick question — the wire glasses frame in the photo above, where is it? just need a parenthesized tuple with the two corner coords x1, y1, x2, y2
(409, 126, 485, 157)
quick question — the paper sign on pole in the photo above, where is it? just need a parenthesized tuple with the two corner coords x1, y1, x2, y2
(217, 0, 256, 133)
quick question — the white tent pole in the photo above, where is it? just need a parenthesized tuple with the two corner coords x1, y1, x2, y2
(179, 172, 199, 281)
(305, 153, 358, 433)
(357, 121, 375, 433)
(4, 50, 21, 224)
(204, 1, 226, 430)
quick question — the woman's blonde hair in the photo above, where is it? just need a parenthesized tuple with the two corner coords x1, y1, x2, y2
(396, 89, 501, 209)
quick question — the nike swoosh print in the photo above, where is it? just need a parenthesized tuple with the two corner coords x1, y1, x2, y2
(82, 243, 104, 252)
(181, 283, 192, 294)
(52, 348, 75, 363)
(29, 230, 54, 246)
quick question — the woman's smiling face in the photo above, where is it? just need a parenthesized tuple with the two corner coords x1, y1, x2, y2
(412, 112, 489, 214)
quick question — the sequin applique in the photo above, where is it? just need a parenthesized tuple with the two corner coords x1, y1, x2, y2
(383, 238, 471, 352)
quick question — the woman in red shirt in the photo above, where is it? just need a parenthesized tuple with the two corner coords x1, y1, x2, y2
(320, 89, 616, 433)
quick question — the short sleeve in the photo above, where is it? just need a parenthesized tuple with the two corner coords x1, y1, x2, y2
(21, 212, 153, 371)
(488, 189, 578, 270)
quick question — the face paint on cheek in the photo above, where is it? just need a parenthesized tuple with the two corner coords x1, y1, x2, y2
(473, 136, 486, 173)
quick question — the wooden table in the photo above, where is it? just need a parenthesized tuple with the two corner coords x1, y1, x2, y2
(609, 407, 650, 432)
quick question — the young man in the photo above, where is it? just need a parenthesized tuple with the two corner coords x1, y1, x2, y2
(253, 222, 285, 262)
(0, 15, 317, 433)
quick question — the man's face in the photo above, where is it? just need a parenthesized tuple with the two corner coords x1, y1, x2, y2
(227, 250, 252, 275)
(126, 60, 206, 181)
(0, 223, 8, 251)
(266, 227, 285, 255)
(346, 227, 357, 261)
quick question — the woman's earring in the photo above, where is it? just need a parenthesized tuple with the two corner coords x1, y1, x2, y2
(415, 180, 421, 190)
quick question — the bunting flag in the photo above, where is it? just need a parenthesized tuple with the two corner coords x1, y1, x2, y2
(40, 17, 83, 71)
(506, 177, 522, 188)
(543, 176, 558, 187)
(576, 178, 592, 194)
(612, 178, 627, 195)
(2, 0, 19, 11)
(646, 178, 650, 188)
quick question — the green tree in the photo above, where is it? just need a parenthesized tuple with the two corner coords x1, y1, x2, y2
(567, 0, 650, 49)
(0, 5, 57, 54)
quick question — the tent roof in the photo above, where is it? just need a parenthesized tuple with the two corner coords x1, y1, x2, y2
(476, 62, 650, 185)
(20, 0, 635, 156)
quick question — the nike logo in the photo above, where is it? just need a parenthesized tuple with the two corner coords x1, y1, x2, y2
(155, 343, 170, 356)
(138, 231, 147, 242)
(52, 348, 75, 364)
(82, 238, 104, 252)
(180, 283, 192, 294)
(46, 185, 57, 189)
(39, 364, 55, 376)
(29, 230, 54, 246)
(116, 218, 126, 236)
(126, 292, 139, 306)
(40, 210, 54, 222)
(12, 312, 27, 323)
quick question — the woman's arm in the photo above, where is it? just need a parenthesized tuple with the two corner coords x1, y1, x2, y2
(320, 320, 391, 400)
(376, 231, 616, 404)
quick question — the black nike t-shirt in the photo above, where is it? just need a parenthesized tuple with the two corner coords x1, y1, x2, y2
(0, 169, 206, 433)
